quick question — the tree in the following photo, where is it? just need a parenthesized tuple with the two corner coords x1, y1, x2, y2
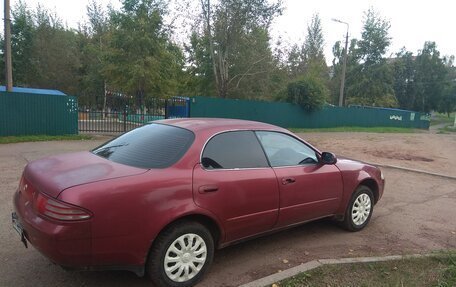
(0, 2, 80, 94)
(77, 0, 109, 108)
(200, 0, 282, 98)
(439, 58, 456, 116)
(184, 32, 216, 96)
(286, 75, 328, 111)
(303, 13, 326, 77)
(282, 13, 329, 109)
(413, 42, 448, 112)
(439, 85, 456, 117)
(286, 44, 305, 78)
(227, 26, 283, 100)
(30, 6, 81, 94)
(10, 1, 35, 86)
(391, 43, 453, 113)
(357, 8, 391, 65)
(103, 0, 183, 111)
(286, 13, 326, 80)
(392, 48, 416, 110)
(345, 8, 397, 107)
(330, 38, 358, 105)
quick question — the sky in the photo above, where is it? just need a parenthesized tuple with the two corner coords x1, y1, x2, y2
(1, 0, 455, 65)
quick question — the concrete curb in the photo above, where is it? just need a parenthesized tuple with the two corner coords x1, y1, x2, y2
(370, 163, 456, 181)
(239, 254, 432, 287)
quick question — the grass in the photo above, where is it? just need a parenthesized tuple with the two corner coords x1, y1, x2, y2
(277, 252, 456, 287)
(431, 112, 455, 126)
(431, 112, 456, 133)
(437, 125, 456, 134)
(289, 126, 419, 133)
(0, 134, 92, 144)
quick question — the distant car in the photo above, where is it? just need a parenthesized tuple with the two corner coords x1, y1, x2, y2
(12, 118, 384, 287)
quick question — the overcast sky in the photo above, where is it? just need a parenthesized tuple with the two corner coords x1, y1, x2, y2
(1, 0, 455, 64)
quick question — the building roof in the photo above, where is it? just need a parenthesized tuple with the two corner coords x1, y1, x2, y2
(0, 86, 67, 96)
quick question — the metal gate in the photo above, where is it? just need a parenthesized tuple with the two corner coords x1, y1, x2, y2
(166, 97, 190, 118)
(78, 97, 189, 134)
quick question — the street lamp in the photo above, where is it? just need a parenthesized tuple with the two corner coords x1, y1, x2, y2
(332, 18, 349, 107)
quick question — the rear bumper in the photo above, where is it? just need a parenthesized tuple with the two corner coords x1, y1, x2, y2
(13, 190, 92, 267)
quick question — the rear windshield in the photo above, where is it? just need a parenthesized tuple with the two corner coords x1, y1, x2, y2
(92, 123, 195, 169)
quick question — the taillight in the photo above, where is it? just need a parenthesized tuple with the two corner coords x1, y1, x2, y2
(33, 192, 92, 221)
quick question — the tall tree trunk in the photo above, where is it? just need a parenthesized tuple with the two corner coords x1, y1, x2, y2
(102, 81, 107, 119)
(202, 0, 222, 98)
(218, 51, 228, 98)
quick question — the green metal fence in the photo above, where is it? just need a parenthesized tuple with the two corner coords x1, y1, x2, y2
(0, 91, 78, 136)
(189, 96, 430, 129)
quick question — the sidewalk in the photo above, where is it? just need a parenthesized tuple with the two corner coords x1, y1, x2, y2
(239, 254, 432, 287)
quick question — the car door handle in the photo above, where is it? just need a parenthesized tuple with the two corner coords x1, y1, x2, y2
(282, 177, 296, 185)
(199, 185, 219, 193)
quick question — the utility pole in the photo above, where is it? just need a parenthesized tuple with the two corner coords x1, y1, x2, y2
(332, 18, 349, 107)
(4, 0, 13, 91)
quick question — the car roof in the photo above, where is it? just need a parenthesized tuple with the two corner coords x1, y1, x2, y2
(154, 118, 288, 134)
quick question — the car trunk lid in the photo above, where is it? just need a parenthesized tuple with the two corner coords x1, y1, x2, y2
(23, 151, 147, 198)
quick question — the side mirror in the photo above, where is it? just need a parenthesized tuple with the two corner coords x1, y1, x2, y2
(321, 152, 337, 165)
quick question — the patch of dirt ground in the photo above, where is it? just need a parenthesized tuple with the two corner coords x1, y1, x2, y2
(297, 132, 456, 178)
(0, 131, 455, 287)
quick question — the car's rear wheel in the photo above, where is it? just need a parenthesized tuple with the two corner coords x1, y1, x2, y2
(342, 185, 374, 231)
(147, 221, 214, 287)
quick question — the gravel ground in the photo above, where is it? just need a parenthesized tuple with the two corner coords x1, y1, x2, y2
(0, 131, 455, 287)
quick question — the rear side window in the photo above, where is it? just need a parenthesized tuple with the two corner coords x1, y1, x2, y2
(201, 131, 269, 169)
(92, 123, 195, 169)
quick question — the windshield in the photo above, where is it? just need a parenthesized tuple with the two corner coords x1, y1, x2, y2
(92, 123, 195, 169)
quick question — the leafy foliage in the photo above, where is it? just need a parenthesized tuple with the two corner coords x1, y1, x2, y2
(286, 76, 328, 111)
(283, 13, 328, 108)
(197, 0, 283, 99)
(413, 42, 449, 112)
(103, 0, 183, 110)
(392, 49, 416, 110)
(357, 8, 391, 65)
(392, 42, 453, 113)
(286, 13, 327, 80)
(0, 2, 81, 95)
(184, 32, 215, 96)
(330, 38, 358, 105)
(344, 8, 397, 107)
(77, 0, 109, 108)
(439, 62, 456, 116)
(10, 1, 34, 86)
(303, 14, 327, 77)
(1, 1, 455, 116)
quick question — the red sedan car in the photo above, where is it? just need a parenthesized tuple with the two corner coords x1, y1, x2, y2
(12, 118, 384, 287)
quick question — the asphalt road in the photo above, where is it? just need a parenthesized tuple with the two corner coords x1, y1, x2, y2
(1, 137, 455, 287)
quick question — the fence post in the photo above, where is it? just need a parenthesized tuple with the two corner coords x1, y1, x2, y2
(123, 105, 128, 132)
(164, 98, 168, 119)
(186, 98, 191, 117)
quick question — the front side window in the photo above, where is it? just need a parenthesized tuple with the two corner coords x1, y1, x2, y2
(92, 123, 195, 169)
(201, 131, 269, 170)
(256, 131, 318, 167)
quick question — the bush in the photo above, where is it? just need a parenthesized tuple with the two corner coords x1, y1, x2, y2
(286, 76, 328, 111)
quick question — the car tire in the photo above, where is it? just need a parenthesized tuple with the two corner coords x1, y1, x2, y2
(342, 185, 374, 232)
(147, 221, 214, 287)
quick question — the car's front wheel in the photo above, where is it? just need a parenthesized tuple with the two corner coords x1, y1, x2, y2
(147, 221, 214, 287)
(342, 185, 374, 231)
